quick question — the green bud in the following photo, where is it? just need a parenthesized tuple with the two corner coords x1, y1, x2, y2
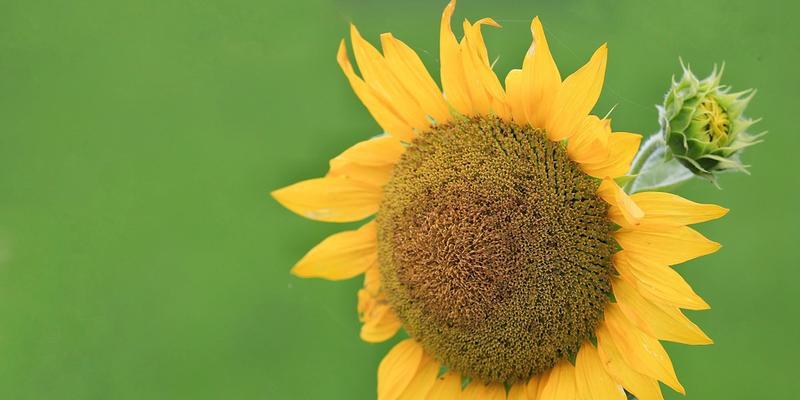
(659, 63, 764, 182)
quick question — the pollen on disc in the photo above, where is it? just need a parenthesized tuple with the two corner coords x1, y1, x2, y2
(376, 116, 616, 384)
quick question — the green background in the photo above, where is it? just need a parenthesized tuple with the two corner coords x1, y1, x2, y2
(0, 0, 796, 398)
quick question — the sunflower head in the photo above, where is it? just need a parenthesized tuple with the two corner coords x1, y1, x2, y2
(272, 1, 730, 398)
(660, 63, 763, 181)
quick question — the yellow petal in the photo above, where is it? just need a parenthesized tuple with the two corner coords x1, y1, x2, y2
(575, 342, 626, 400)
(425, 371, 462, 400)
(613, 277, 712, 345)
(521, 17, 561, 129)
(337, 40, 415, 141)
(615, 226, 721, 265)
(272, 176, 381, 222)
(567, 115, 611, 164)
(610, 192, 729, 230)
(508, 381, 529, 400)
(598, 178, 644, 226)
(462, 381, 507, 400)
(378, 339, 425, 400)
(526, 375, 541, 400)
(546, 44, 607, 141)
(599, 304, 684, 394)
(350, 25, 430, 131)
(327, 136, 405, 187)
(363, 263, 382, 295)
(505, 69, 527, 124)
(539, 359, 577, 400)
(292, 221, 376, 279)
(329, 135, 406, 166)
(460, 18, 511, 120)
(398, 353, 440, 400)
(381, 33, 452, 124)
(597, 329, 665, 400)
(440, 0, 473, 115)
(582, 132, 642, 178)
(615, 251, 709, 310)
(360, 300, 402, 343)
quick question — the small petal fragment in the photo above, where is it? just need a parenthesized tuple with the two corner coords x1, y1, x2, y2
(378, 339, 425, 400)
(615, 226, 721, 265)
(610, 192, 728, 229)
(546, 44, 607, 141)
(292, 221, 377, 279)
(425, 371, 462, 400)
(575, 342, 626, 400)
(272, 176, 381, 222)
(521, 17, 561, 128)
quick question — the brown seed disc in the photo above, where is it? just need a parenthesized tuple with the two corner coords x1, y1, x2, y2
(377, 116, 616, 384)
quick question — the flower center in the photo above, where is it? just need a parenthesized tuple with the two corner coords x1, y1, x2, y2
(376, 116, 616, 384)
(696, 97, 730, 143)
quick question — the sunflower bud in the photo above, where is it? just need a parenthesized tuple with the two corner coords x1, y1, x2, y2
(659, 63, 763, 181)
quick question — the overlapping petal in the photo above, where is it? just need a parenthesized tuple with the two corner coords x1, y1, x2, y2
(596, 332, 665, 400)
(567, 115, 612, 164)
(575, 342, 627, 400)
(598, 304, 684, 394)
(546, 44, 607, 141)
(613, 277, 712, 345)
(581, 132, 641, 178)
(614, 251, 710, 310)
(609, 191, 728, 230)
(615, 226, 721, 265)
(598, 178, 644, 226)
(327, 135, 406, 187)
(380, 33, 452, 124)
(337, 41, 416, 141)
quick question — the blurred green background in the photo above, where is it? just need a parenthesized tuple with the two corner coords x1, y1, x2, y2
(0, 0, 797, 398)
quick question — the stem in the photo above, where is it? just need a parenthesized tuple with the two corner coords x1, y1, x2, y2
(623, 133, 663, 192)
(628, 134, 662, 177)
(623, 132, 696, 193)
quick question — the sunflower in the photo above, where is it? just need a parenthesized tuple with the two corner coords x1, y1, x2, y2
(272, 1, 728, 398)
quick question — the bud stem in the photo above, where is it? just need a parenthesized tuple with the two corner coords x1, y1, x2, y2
(624, 131, 695, 193)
